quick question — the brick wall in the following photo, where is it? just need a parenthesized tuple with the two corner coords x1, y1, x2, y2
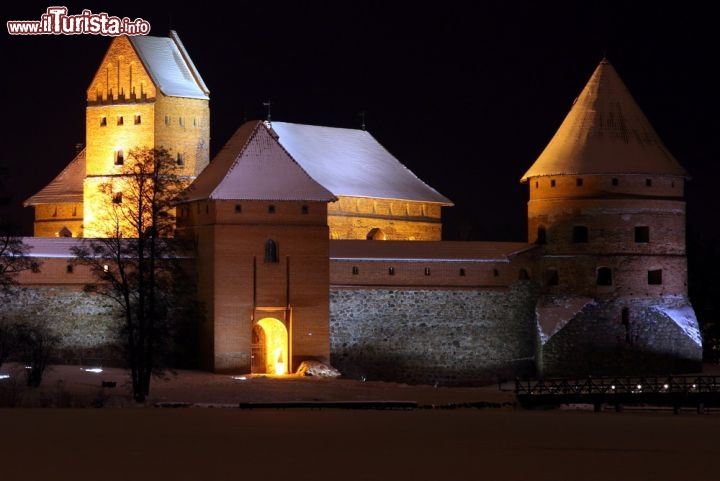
(328, 197, 443, 240)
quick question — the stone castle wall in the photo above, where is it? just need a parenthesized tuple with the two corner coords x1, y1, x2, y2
(538, 295, 703, 377)
(0, 287, 122, 365)
(329, 283, 540, 385)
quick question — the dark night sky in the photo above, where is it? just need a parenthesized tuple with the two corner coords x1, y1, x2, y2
(1, 1, 718, 247)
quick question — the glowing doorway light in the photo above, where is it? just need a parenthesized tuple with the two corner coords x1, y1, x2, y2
(231, 376, 247, 381)
(274, 348, 287, 375)
(0, 374, 9, 380)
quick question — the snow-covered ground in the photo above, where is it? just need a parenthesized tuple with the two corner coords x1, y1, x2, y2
(2, 364, 720, 480)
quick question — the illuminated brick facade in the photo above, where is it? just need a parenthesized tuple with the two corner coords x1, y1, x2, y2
(17, 40, 703, 380)
(83, 34, 209, 237)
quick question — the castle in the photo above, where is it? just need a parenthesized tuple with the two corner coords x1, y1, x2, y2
(12, 32, 702, 383)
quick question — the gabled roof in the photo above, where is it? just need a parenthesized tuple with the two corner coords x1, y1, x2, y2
(270, 122, 453, 205)
(183, 121, 336, 202)
(24, 149, 85, 206)
(330, 240, 536, 262)
(128, 30, 209, 100)
(521, 59, 687, 182)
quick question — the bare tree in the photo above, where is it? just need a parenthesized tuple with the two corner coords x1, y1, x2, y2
(0, 164, 35, 291)
(71, 147, 195, 402)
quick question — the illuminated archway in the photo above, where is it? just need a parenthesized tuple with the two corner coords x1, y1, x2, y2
(253, 317, 288, 375)
(367, 228, 386, 240)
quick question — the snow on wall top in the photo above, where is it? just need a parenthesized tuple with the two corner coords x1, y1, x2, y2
(23, 149, 85, 206)
(183, 121, 336, 202)
(330, 240, 535, 261)
(129, 31, 209, 100)
(270, 122, 453, 205)
(522, 59, 687, 181)
(655, 304, 702, 347)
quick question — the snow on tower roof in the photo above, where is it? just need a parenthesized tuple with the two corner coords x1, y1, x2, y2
(183, 121, 336, 202)
(270, 122, 453, 205)
(129, 30, 209, 99)
(23, 149, 85, 206)
(521, 59, 687, 182)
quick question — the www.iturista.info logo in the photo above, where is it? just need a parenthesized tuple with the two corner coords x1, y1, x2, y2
(7, 7, 151, 36)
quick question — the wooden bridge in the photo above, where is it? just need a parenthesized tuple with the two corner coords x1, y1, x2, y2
(515, 375, 720, 413)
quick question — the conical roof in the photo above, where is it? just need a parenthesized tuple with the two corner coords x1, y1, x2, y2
(521, 59, 687, 182)
(183, 121, 336, 202)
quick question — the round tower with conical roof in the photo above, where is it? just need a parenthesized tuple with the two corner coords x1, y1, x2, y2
(522, 59, 702, 376)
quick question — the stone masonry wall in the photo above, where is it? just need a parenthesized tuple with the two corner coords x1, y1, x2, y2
(330, 282, 539, 386)
(0, 287, 122, 365)
(538, 295, 703, 377)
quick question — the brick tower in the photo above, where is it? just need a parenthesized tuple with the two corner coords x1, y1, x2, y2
(522, 59, 702, 376)
(82, 31, 209, 237)
(26, 31, 209, 238)
(176, 121, 337, 373)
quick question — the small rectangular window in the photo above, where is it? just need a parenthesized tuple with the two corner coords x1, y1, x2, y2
(193, 117, 198, 128)
(612, 178, 619, 186)
(352, 266, 359, 275)
(573, 225, 588, 243)
(597, 267, 612, 286)
(576, 178, 583, 187)
(176, 153, 185, 166)
(493, 268, 500, 277)
(546, 268, 559, 286)
(459, 268, 466, 277)
(648, 269, 662, 285)
(424, 267, 431, 276)
(268, 204, 276, 214)
(234, 204, 242, 213)
(634, 226, 649, 243)
(645, 178, 652, 187)
(388, 267, 395, 276)
(535, 181, 538, 189)
(179, 116, 185, 127)
(117, 116, 124, 126)
(100, 116, 107, 126)
(301, 205, 309, 214)
(165, 115, 171, 126)
(550, 179, 556, 187)
(134, 114, 141, 125)
(66, 264, 74, 274)
(114, 150, 124, 166)
(31, 262, 41, 273)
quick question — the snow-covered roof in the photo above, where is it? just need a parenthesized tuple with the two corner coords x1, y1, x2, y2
(24, 149, 85, 206)
(129, 30, 209, 100)
(522, 59, 687, 182)
(20, 237, 84, 258)
(184, 121, 337, 202)
(330, 240, 536, 262)
(270, 122, 453, 205)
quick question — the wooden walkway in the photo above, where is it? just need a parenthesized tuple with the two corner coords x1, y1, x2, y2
(515, 375, 720, 413)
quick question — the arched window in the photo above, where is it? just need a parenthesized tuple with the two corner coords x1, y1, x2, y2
(264, 239, 278, 263)
(367, 228, 386, 240)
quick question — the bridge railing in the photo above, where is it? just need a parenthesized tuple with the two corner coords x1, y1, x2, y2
(515, 376, 720, 396)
